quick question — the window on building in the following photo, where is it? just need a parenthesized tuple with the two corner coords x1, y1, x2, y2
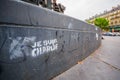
(111, 22, 113, 24)
(115, 21, 117, 24)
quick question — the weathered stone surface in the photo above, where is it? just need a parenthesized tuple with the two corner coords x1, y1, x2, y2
(0, 0, 101, 80)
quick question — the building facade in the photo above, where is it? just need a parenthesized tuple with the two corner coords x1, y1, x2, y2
(86, 5, 120, 32)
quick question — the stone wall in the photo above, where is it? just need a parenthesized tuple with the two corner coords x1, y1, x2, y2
(0, 0, 101, 80)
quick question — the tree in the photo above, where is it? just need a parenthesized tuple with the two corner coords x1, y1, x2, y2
(94, 17, 109, 31)
(86, 20, 91, 24)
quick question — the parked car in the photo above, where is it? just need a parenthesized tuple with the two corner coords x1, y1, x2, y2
(102, 32, 114, 36)
(115, 32, 120, 36)
(102, 32, 120, 36)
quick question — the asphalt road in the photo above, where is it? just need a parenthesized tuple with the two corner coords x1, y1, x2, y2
(52, 36, 120, 80)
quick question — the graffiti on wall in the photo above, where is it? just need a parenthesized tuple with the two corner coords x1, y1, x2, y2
(32, 39, 58, 57)
(9, 37, 58, 60)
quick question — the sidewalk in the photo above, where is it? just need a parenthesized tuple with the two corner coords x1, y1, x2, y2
(52, 36, 120, 80)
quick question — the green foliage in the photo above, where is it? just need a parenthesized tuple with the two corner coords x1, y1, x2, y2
(94, 17, 109, 31)
(86, 20, 91, 24)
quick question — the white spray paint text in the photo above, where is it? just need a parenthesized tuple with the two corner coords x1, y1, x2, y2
(32, 39, 58, 57)
(9, 37, 58, 59)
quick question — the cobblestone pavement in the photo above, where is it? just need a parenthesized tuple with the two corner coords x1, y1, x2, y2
(52, 36, 120, 80)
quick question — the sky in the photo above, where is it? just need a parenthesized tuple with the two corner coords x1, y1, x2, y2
(57, 0, 120, 21)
